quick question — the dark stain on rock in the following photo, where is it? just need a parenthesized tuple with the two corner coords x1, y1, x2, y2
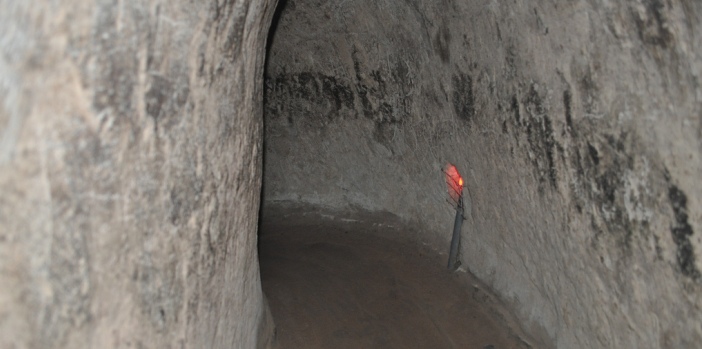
(665, 174, 700, 280)
(352, 48, 390, 120)
(433, 25, 452, 63)
(569, 145, 594, 217)
(297, 72, 320, 96)
(597, 169, 634, 247)
(321, 75, 355, 111)
(266, 61, 406, 128)
(370, 70, 387, 94)
(352, 49, 364, 83)
(632, 0, 674, 48)
(264, 72, 355, 121)
(452, 74, 474, 125)
(145, 75, 172, 131)
(504, 44, 518, 79)
(543, 117, 558, 187)
(596, 135, 635, 239)
(378, 102, 394, 120)
(587, 142, 600, 166)
(569, 131, 650, 250)
(596, 167, 619, 208)
(522, 84, 558, 189)
(511, 94, 520, 124)
(563, 90, 573, 134)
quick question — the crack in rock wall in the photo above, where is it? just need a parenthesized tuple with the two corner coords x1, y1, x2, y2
(263, 0, 702, 347)
(0, 1, 276, 348)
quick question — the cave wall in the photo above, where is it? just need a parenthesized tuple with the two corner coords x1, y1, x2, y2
(0, 0, 276, 348)
(263, 0, 702, 347)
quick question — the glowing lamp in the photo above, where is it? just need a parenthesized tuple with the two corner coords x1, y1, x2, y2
(444, 163, 464, 203)
(443, 162, 466, 270)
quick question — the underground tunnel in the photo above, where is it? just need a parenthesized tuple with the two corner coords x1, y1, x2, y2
(2, 0, 702, 348)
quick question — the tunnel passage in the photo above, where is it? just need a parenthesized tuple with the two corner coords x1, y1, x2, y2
(259, 0, 702, 348)
(2, 0, 702, 348)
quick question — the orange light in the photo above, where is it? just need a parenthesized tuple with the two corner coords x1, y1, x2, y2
(444, 163, 464, 202)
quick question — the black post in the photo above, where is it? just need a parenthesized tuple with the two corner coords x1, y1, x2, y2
(447, 196, 464, 270)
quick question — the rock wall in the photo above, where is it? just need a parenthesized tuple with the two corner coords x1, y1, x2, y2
(263, 0, 702, 347)
(0, 0, 276, 348)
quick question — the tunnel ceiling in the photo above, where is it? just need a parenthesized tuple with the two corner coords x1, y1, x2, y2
(262, 0, 702, 347)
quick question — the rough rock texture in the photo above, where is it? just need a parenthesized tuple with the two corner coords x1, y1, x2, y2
(263, 0, 702, 347)
(0, 1, 276, 348)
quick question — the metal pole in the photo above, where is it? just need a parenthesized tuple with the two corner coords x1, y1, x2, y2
(447, 196, 464, 270)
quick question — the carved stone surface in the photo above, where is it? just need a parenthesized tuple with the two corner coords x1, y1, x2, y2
(0, 1, 276, 348)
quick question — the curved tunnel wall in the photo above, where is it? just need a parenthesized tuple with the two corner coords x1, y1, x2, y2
(1, 1, 276, 348)
(263, 0, 702, 347)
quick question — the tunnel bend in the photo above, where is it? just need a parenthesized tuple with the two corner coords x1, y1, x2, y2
(260, 0, 702, 348)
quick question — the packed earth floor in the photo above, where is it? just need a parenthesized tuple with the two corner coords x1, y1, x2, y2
(259, 207, 538, 349)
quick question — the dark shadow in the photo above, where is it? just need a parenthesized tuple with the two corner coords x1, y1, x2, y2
(258, 0, 287, 244)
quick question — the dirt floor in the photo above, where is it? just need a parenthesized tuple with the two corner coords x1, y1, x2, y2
(259, 207, 537, 349)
